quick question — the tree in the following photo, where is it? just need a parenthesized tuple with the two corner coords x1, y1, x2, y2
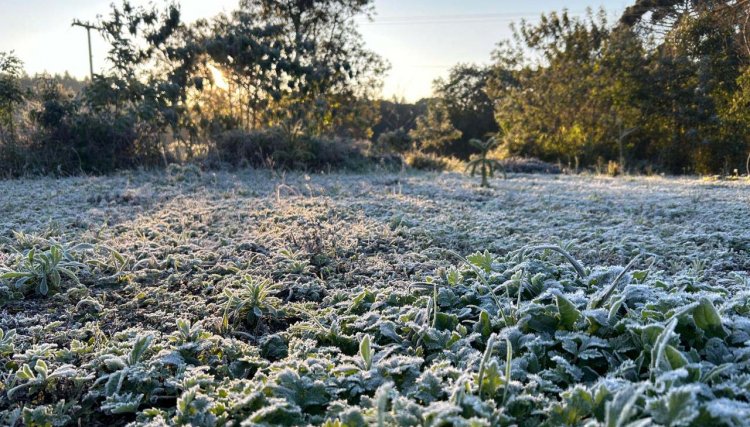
(409, 101, 462, 154)
(0, 51, 24, 138)
(617, 0, 750, 173)
(433, 64, 498, 159)
(94, 1, 205, 137)
(375, 129, 412, 154)
(490, 10, 615, 168)
(371, 97, 427, 141)
(201, 9, 287, 131)
(235, 0, 387, 139)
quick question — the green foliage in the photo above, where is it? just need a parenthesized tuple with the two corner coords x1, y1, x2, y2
(212, 128, 384, 171)
(478, 5, 750, 174)
(433, 64, 499, 159)
(0, 51, 24, 136)
(0, 0, 386, 176)
(223, 275, 281, 329)
(404, 151, 462, 172)
(0, 245, 84, 296)
(555, 293, 581, 330)
(0, 328, 16, 356)
(465, 137, 505, 187)
(375, 129, 412, 154)
(359, 334, 373, 371)
(466, 250, 493, 274)
(409, 101, 462, 154)
(693, 297, 728, 339)
(2, 235, 750, 425)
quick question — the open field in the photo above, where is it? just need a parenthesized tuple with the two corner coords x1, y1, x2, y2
(1, 169, 750, 426)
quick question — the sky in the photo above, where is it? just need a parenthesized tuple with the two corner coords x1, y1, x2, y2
(0, 0, 631, 101)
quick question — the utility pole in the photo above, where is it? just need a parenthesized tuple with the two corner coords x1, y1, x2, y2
(71, 19, 98, 80)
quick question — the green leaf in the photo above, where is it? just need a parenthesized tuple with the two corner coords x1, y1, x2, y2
(359, 334, 373, 370)
(556, 294, 581, 330)
(646, 386, 700, 427)
(467, 250, 493, 274)
(434, 312, 459, 331)
(479, 359, 504, 397)
(605, 384, 645, 427)
(128, 335, 153, 365)
(551, 386, 595, 425)
(477, 333, 496, 398)
(478, 310, 492, 339)
(17, 364, 34, 380)
(693, 298, 727, 339)
(58, 267, 80, 284)
(0, 272, 31, 279)
(445, 267, 463, 286)
(102, 392, 144, 414)
(665, 345, 688, 370)
(38, 277, 48, 296)
(651, 318, 678, 375)
(34, 359, 48, 377)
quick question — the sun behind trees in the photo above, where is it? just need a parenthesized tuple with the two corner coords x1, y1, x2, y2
(0, 0, 387, 175)
(1, 0, 750, 176)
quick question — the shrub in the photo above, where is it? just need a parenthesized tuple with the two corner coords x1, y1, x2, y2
(0, 245, 85, 296)
(212, 128, 385, 172)
(404, 151, 463, 171)
(0, 80, 165, 175)
(307, 137, 373, 171)
(212, 128, 284, 167)
(375, 129, 412, 154)
(498, 157, 561, 174)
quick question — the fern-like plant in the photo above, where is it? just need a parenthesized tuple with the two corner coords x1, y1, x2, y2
(465, 137, 505, 187)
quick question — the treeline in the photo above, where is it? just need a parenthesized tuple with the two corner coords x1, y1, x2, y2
(416, 1, 750, 175)
(2, 0, 750, 176)
(0, 0, 389, 176)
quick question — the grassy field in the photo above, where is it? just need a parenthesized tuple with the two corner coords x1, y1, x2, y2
(1, 169, 749, 426)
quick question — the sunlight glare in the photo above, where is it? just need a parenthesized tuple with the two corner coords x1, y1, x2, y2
(208, 63, 229, 90)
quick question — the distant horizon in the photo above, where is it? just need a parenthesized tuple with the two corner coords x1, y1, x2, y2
(0, 0, 628, 102)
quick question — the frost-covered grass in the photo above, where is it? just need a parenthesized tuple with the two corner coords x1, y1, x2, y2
(0, 168, 749, 426)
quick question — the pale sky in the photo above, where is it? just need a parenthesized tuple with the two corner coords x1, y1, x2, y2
(0, 0, 630, 101)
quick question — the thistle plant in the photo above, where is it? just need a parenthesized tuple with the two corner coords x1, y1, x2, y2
(278, 249, 313, 275)
(0, 328, 16, 356)
(465, 137, 505, 187)
(0, 245, 85, 296)
(223, 275, 282, 329)
(7, 359, 79, 400)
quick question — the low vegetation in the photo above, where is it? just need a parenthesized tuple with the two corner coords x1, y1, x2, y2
(0, 170, 748, 425)
(465, 138, 505, 187)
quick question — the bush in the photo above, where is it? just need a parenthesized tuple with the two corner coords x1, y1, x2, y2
(0, 79, 165, 176)
(306, 137, 371, 171)
(0, 133, 28, 177)
(31, 107, 161, 175)
(404, 151, 463, 171)
(213, 128, 286, 167)
(498, 157, 561, 174)
(212, 129, 391, 172)
(375, 129, 412, 154)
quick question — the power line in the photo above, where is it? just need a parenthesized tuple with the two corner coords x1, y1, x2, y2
(359, 10, 588, 25)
